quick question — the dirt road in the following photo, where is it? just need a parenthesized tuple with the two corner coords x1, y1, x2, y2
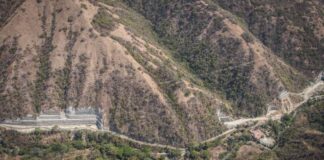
(0, 76, 322, 159)
(225, 80, 323, 128)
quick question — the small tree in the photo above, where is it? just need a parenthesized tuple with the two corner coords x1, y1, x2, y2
(281, 114, 293, 127)
(74, 131, 83, 141)
(51, 125, 59, 133)
(167, 149, 182, 159)
(50, 143, 69, 154)
(72, 140, 86, 150)
(34, 128, 41, 143)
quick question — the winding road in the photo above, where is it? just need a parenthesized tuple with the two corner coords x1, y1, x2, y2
(224, 79, 323, 129)
(0, 74, 323, 159)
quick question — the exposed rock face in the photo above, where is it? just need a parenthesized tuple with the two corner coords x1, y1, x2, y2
(0, 0, 317, 146)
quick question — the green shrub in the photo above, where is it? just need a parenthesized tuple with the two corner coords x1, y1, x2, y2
(72, 140, 86, 150)
(50, 143, 69, 154)
(166, 149, 182, 159)
(241, 32, 253, 43)
(74, 131, 83, 141)
(92, 8, 116, 36)
(281, 114, 293, 127)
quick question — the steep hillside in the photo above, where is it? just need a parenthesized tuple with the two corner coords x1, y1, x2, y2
(185, 99, 324, 160)
(215, 0, 324, 76)
(122, 0, 309, 117)
(273, 99, 324, 160)
(0, 0, 227, 146)
(0, 0, 25, 28)
(0, 0, 318, 147)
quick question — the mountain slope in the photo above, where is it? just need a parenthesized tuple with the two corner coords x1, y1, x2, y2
(0, 0, 226, 146)
(122, 0, 309, 116)
(215, 0, 324, 76)
(274, 99, 324, 160)
(0, 0, 317, 147)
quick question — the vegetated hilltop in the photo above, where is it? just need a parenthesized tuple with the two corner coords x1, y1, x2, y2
(0, 0, 318, 147)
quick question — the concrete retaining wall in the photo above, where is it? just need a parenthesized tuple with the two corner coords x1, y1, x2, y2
(66, 115, 97, 119)
(2, 107, 103, 129)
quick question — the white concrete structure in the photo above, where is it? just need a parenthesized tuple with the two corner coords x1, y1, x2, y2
(2, 107, 103, 129)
